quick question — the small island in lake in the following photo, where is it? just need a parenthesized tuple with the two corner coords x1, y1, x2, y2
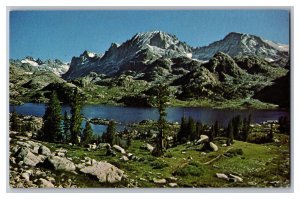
(9, 10, 291, 188)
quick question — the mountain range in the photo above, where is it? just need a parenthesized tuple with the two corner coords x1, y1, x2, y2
(9, 31, 290, 108)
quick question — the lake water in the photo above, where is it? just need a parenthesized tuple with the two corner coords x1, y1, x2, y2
(10, 103, 289, 134)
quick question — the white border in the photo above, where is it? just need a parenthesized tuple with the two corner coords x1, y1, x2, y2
(1, 0, 299, 198)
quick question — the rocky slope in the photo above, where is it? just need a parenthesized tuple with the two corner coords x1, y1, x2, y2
(192, 32, 289, 62)
(11, 57, 70, 77)
(63, 31, 192, 79)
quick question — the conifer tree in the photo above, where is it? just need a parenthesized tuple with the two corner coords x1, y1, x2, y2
(63, 111, 71, 143)
(188, 117, 196, 141)
(82, 121, 93, 146)
(214, 120, 219, 137)
(106, 120, 117, 145)
(70, 89, 82, 145)
(42, 91, 62, 142)
(177, 116, 188, 144)
(227, 120, 234, 145)
(152, 83, 170, 156)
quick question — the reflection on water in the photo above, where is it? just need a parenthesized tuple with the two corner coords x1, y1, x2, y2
(10, 103, 289, 135)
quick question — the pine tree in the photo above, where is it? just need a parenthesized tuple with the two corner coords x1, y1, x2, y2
(82, 121, 93, 146)
(63, 111, 71, 143)
(188, 117, 196, 141)
(106, 120, 117, 145)
(42, 91, 62, 142)
(214, 121, 219, 137)
(151, 83, 170, 156)
(177, 116, 188, 144)
(70, 89, 82, 145)
(227, 120, 234, 145)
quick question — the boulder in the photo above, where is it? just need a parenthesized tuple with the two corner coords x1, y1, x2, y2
(209, 142, 218, 151)
(113, 145, 126, 154)
(168, 182, 178, 187)
(153, 178, 167, 184)
(39, 178, 55, 188)
(43, 156, 76, 172)
(140, 143, 155, 152)
(196, 135, 209, 144)
(229, 174, 243, 182)
(16, 147, 43, 167)
(38, 145, 51, 156)
(98, 143, 111, 149)
(21, 172, 30, 182)
(216, 173, 229, 181)
(120, 156, 129, 162)
(80, 161, 124, 183)
(146, 144, 155, 152)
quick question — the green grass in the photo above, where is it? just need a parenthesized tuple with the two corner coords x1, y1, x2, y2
(38, 131, 289, 188)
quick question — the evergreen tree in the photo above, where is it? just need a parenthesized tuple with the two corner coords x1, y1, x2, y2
(188, 117, 196, 141)
(177, 116, 188, 144)
(82, 121, 93, 146)
(232, 115, 242, 139)
(196, 121, 203, 140)
(227, 120, 234, 145)
(70, 89, 82, 145)
(214, 121, 219, 137)
(106, 120, 117, 145)
(63, 111, 71, 143)
(42, 91, 62, 142)
(210, 125, 215, 141)
(151, 83, 170, 156)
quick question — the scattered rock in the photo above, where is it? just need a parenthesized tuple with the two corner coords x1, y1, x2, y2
(21, 172, 30, 182)
(16, 147, 43, 167)
(153, 178, 167, 184)
(140, 143, 155, 152)
(196, 135, 209, 144)
(43, 156, 76, 172)
(168, 182, 178, 187)
(120, 156, 129, 162)
(98, 143, 111, 149)
(229, 174, 243, 182)
(216, 173, 229, 181)
(209, 142, 218, 151)
(39, 178, 55, 188)
(201, 152, 207, 156)
(113, 145, 126, 154)
(167, 176, 178, 182)
(80, 161, 124, 183)
(38, 145, 51, 156)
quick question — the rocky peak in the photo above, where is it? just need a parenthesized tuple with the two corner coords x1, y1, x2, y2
(192, 32, 289, 62)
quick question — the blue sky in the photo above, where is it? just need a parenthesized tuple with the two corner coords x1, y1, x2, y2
(10, 10, 290, 62)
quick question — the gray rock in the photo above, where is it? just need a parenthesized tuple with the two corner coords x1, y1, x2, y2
(168, 182, 178, 187)
(209, 142, 218, 151)
(120, 156, 129, 162)
(80, 161, 124, 183)
(153, 178, 167, 184)
(113, 145, 126, 154)
(216, 173, 229, 181)
(16, 147, 43, 167)
(196, 135, 209, 144)
(38, 145, 51, 156)
(21, 172, 30, 182)
(146, 144, 154, 152)
(44, 156, 76, 172)
(39, 178, 55, 188)
(229, 174, 243, 182)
